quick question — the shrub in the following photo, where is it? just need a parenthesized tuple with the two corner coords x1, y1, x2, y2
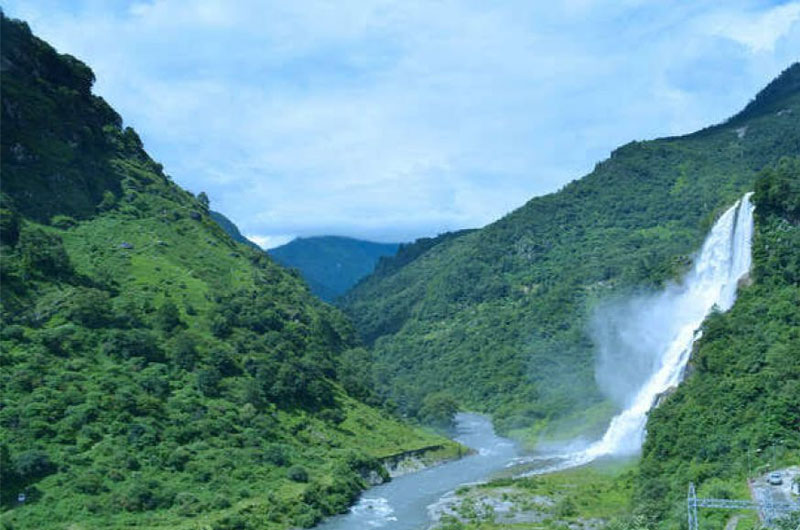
(210, 314, 232, 338)
(102, 329, 164, 363)
(118, 480, 172, 512)
(263, 444, 292, 467)
(14, 450, 55, 483)
(67, 288, 112, 328)
(98, 190, 116, 211)
(73, 470, 106, 494)
(50, 215, 77, 229)
(211, 347, 240, 377)
(168, 332, 198, 371)
(286, 465, 309, 483)
(211, 515, 247, 530)
(418, 392, 459, 429)
(211, 494, 232, 509)
(166, 447, 191, 471)
(155, 300, 182, 333)
(19, 227, 73, 278)
(174, 492, 201, 517)
(0, 207, 21, 246)
(196, 368, 221, 397)
(36, 325, 78, 356)
(0, 324, 25, 342)
(554, 496, 577, 517)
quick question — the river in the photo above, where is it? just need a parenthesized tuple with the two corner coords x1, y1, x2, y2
(314, 412, 519, 530)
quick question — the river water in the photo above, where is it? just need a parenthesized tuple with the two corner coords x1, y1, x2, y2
(315, 412, 518, 530)
(316, 194, 755, 528)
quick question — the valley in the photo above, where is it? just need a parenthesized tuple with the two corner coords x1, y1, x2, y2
(1, 8, 799, 530)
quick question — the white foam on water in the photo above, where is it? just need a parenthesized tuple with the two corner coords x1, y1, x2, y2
(348, 497, 398, 527)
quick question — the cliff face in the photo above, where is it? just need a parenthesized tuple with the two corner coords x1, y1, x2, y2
(1, 16, 133, 222)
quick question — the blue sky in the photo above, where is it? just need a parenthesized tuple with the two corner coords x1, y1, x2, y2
(5, 1, 800, 247)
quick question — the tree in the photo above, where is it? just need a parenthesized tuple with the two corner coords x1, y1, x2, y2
(0, 207, 21, 246)
(418, 392, 459, 429)
(197, 192, 210, 211)
(67, 288, 112, 328)
(155, 300, 182, 332)
(14, 450, 56, 484)
(168, 332, 198, 370)
(19, 227, 73, 278)
(337, 347, 375, 402)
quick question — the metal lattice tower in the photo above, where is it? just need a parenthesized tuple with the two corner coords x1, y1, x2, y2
(688, 482, 800, 529)
(688, 483, 699, 530)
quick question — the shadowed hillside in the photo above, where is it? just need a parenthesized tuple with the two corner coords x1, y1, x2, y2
(269, 236, 400, 301)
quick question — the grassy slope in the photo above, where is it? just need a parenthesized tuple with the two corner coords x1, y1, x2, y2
(341, 64, 800, 436)
(635, 158, 800, 529)
(269, 236, 400, 302)
(0, 14, 457, 530)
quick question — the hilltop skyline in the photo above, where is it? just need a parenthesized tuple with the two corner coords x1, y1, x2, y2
(5, 0, 800, 248)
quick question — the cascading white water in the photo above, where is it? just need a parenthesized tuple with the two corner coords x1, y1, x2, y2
(521, 193, 755, 473)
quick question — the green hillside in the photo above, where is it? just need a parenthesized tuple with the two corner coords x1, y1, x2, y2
(209, 210, 262, 251)
(269, 236, 400, 301)
(341, 64, 800, 436)
(0, 14, 457, 530)
(426, 160, 800, 530)
(635, 158, 800, 528)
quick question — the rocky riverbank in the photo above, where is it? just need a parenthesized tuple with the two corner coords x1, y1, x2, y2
(425, 459, 635, 530)
(382, 444, 473, 479)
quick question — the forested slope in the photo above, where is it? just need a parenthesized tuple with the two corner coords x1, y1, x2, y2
(636, 158, 800, 528)
(269, 236, 400, 302)
(342, 64, 800, 435)
(209, 210, 262, 251)
(0, 14, 456, 530)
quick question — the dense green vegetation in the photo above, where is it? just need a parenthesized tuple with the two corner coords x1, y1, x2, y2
(269, 236, 400, 301)
(0, 14, 458, 529)
(2, 9, 798, 529)
(426, 155, 800, 528)
(635, 158, 800, 529)
(342, 64, 800, 436)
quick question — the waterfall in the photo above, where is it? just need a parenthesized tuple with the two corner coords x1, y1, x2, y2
(521, 192, 755, 473)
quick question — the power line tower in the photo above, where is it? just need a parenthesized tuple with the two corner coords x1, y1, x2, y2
(688, 483, 699, 530)
(687, 482, 799, 529)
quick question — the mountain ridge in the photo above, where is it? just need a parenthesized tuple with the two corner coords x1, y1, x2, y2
(269, 235, 401, 302)
(341, 61, 800, 437)
(209, 210, 262, 251)
(0, 14, 457, 529)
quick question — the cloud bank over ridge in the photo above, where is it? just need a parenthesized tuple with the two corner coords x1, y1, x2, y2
(5, 0, 800, 246)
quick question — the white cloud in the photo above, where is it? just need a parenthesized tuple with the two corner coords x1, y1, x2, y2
(704, 2, 800, 53)
(246, 234, 296, 250)
(4, 1, 800, 242)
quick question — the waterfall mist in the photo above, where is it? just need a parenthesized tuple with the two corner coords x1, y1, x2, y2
(519, 192, 755, 474)
(592, 293, 688, 409)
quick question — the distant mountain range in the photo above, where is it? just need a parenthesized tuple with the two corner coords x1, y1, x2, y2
(268, 236, 401, 301)
(208, 212, 402, 302)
